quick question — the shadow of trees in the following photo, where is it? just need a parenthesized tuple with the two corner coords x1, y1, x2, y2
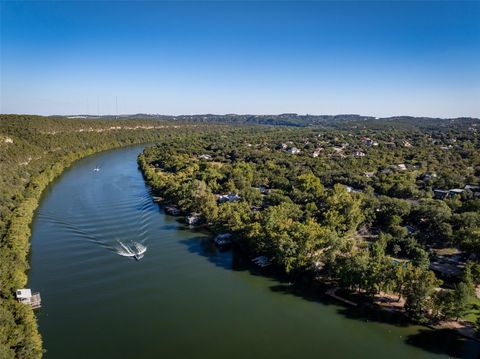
(179, 234, 480, 358)
(405, 329, 480, 358)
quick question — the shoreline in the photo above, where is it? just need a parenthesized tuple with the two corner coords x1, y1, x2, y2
(2, 124, 189, 358)
(146, 190, 480, 346)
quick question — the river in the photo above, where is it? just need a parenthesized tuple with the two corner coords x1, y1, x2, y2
(28, 144, 480, 358)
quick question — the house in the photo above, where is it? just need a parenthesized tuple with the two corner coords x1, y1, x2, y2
(433, 188, 464, 200)
(433, 189, 449, 200)
(16, 289, 41, 309)
(397, 164, 407, 171)
(218, 193, 241, 203)
(353, 151, 366, 157)
(288, 147, 301, 155)
(198, 154, 212, 160)
(344, 185, 363, 193)
(421, 172, 437, 181)
(186, 213, 202, 226)
(448, 188, 464, 197)
(403, 140, 413, 148)
(361, 137, 378, 146)
(465, 184, 480, 194)
(364, 172, 375, 178)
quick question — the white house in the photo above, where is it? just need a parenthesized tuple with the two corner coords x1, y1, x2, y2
(16, 289, 32, 303)
(218, 193, 241, 203)
(353, 151, 366, 157)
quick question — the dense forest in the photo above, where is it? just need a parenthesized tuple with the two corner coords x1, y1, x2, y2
(138, 119, 480, 331)
(1, 114, 480, 357)
(72, 113, 480, 129)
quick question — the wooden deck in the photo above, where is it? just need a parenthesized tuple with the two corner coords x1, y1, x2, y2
(30, 293, 42, 309)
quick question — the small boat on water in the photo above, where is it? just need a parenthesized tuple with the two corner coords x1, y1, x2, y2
(117, 241, 147, 260)
(93, 166, 100, 172)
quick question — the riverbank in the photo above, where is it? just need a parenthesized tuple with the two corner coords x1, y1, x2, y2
(0, 115, 197, 358)
(324, 285, 480, 343)
(3, 145, 148, 358)
(21, 141, 480, 359)
(138, 150, 480, 350)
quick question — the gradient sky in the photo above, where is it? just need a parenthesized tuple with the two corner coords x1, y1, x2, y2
(1, 1, 479, 117)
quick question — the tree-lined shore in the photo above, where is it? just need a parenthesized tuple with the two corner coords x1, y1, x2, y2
(137, 121, 480, 334)
(0, 115, 198, 358)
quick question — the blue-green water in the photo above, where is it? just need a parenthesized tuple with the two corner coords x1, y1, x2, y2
(28, 145, 480, 358)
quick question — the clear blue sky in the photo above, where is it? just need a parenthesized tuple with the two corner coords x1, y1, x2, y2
(1, 1, 479, 117)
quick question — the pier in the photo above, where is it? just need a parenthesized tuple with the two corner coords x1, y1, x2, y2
(16, 289, 42, 309)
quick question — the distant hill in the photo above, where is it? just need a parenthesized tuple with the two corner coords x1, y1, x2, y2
(45, 113, 480, 129)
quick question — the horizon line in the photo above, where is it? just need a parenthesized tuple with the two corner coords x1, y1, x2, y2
(1, 113, 480, 120)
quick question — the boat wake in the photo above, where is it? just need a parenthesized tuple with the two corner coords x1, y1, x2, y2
(116, 241, 147, 260)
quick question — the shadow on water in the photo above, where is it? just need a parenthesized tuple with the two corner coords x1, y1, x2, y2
(180, 234, 480, 358)
(270, 282, 480, 357)
(269, 282, 411, 326)
(180, 235, 238, 271)
(159, 224, 181, 231)
(405, 329, 480, 359)
(178, 229, 297, 277)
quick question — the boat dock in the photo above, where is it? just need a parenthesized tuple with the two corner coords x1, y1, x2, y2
(16, 289, 42, 309)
